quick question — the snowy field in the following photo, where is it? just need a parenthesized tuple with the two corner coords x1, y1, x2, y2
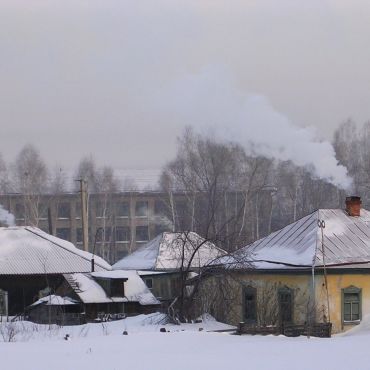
(0, 313, 368, 370)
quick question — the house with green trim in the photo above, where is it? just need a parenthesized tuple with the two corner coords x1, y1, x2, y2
(203, 196, 370, 334)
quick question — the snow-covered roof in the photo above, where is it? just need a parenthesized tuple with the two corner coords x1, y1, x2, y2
(30, 295, 78, 306)
(64, 271, 160, 305)
(112, 232, 226, 271)
(219, 209, 370, 270)
(0, 226, 111, 274)
(137, 270, 171, 276)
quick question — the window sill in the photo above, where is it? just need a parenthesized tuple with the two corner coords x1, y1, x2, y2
(343, 320, 361, 325)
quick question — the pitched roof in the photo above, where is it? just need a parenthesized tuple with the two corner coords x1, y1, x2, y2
(112, 232, 226, 271)
(0, 226, 111, 274)
(64, 271, 160, 305)
(221, 209, 370, 270)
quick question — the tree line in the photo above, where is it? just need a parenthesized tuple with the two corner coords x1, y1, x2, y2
(1, 120, 369, 250)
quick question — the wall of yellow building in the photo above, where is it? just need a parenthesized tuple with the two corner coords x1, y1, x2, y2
(316, 273, 370, 334)
(200, 271, 370, 333)
(219, 272, 313, 326)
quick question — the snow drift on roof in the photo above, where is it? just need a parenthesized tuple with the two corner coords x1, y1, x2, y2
(0, 226, 111, 274)
(65, 271, 160, 305)
(219, 209, 370, 269)
(30, 295, 78, 306)
(112, 232, 226, 271)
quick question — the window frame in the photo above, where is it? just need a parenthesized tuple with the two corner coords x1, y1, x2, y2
(278, 287, 293, 324)
(135, 225, 149, 242)
(342, 286, 362, 324)
(145, 278, 153, 290)
(243, 286, 257, 323)
(57, 202, 71, 220)
(135, 201, 149, 218)
(116, 202, 130, 218)
(115, 226, 130, 242)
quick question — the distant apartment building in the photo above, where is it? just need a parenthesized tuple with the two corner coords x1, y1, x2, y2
(0, 192, 182, 264)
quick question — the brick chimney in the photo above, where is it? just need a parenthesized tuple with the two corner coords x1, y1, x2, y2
(345, 196, 362, 217)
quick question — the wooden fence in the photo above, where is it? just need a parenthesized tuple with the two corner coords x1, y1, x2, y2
(238, 322, 332, 338)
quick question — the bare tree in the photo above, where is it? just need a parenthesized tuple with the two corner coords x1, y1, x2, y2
(49, 165, 67, 195)
(0, 153, 9, 194)
(74, 156, 99, 193)
(10, 144, 48, 226)
(94, 166, 121, 262)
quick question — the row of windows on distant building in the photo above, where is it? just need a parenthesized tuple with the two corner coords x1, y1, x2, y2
(14, 200, 168, 221)
(55, 224, 166, 244)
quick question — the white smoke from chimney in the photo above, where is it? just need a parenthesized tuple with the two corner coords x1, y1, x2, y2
(152, 66, 352, 190)
(0, 205, 15, 227)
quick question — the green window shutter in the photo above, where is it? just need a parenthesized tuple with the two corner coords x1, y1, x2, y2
(342, 286, 362, 323)
(243, 286, 257, 323)
(278, 287, 293, 324)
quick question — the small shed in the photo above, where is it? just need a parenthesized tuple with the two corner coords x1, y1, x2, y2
(26, 295, 83, 325)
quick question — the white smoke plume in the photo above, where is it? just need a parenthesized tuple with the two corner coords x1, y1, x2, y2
(0, 205, 15, 227)
(152, 66, 352, 190)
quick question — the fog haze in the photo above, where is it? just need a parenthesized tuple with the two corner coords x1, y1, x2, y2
(1, 0, 370, 171)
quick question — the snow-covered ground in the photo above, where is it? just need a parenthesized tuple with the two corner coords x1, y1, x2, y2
(0, 313, 369, 370)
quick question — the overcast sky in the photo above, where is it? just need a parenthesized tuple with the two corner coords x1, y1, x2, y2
(1, 0, 370, 172)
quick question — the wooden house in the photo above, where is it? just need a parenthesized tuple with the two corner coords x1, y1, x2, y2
(0, 226, 110, 317)
(113, 232, 226, 306)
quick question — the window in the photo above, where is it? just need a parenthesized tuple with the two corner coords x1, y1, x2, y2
(343, 286, 361, 323)
(56, 228, 71, 241)
(57, 202, 70, 219)
(154, 200, 167, 215)
(75, 202, 81, 219)
(116, 226, 130, 242)
(76, 228, 83, 243)
(77, 227, 91, 243)
(95, 201, 107, 218)
(145, 278, 153, 290)
(116, 202, 130, 218)
(278, 287, 293, 323)
(135, 201, 148, 217)
(110, 280, 125, 297)
(136, 226, 149, 241)
(15, 204, 25, 220)
(96, 227, 111, 242)
(244, 287, 257, 322)
(38, 203, 48, 220)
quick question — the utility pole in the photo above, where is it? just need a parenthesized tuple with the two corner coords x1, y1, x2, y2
(76, 179, 89, 252)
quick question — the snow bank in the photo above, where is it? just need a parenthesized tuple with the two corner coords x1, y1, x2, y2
(1, 317, 370, 370)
